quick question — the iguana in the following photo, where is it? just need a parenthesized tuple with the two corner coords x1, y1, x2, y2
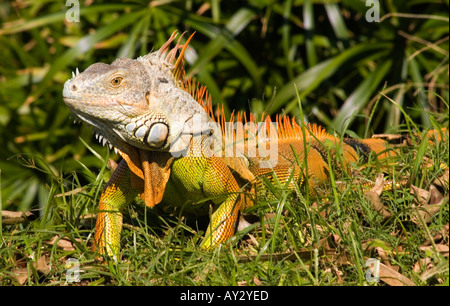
(62, 32, 446, 261)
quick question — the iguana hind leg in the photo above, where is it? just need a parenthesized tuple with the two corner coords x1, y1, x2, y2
(200, 193, 242, 249)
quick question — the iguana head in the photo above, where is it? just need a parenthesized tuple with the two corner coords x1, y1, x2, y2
(63, 32, 219, 207)
(63, 32, 214, 155)
(63, 57, 171, 151)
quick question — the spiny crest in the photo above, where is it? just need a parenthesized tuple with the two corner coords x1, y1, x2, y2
(156, 31, 215, 115)
(156, 31, 194, 90)
(217, 110, 334, 144)
(159, 32, 334, 143)
(276, 115, 334, 141)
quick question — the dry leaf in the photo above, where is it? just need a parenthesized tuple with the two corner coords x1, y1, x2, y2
(429, 184, 444, 204)
(409, 184, 444, 206)
(378, 262, 415, 286)
(34, 255, 50, 275)
(12, 268, 28, 285)
(420, 262, 448, 283)
(410, 184, 446, 224)
(365, 174, 393, 218)
(371, 173, 386, 196)
(253, 276, 262, 286)
(1, 210, 36, 224)
(332, 234, 342, 245)
(376, 247, 390, 267)
(46, 235, 78, 251)
(433, 168, 449, 188)
(419, 244, 449, 256)
(371, 133, 407, 144)
(422, 232, 444, 246)
(410, 185, 429, 206)
(413, 257, 432, 273)
(414, 243, 449, 283)
(11, 255, 50, 285)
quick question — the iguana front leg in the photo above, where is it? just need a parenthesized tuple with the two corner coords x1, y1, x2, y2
(94, 159, 139, 260)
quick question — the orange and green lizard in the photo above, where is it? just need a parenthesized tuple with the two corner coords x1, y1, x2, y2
(62, 32, 447, 261)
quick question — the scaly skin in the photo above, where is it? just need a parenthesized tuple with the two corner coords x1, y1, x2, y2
(63, 33, 252, 258)
(63, 32, 442, 261)
(94, 160, 137, 260)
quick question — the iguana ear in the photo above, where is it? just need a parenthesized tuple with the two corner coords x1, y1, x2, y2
(139, 150, 174, 207)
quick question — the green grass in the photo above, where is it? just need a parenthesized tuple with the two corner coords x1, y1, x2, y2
(0, 0, 449, 286)
(1, 100, 448, 286)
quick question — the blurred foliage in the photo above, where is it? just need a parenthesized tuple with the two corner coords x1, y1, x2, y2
(0, 0, 448, 211)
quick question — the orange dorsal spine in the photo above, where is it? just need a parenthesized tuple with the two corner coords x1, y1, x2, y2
(165, 32, 394, 157)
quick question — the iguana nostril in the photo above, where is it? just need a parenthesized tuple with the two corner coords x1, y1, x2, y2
(72, 84, 77, 91)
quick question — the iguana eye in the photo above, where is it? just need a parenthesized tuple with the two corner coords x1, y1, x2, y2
(110, 76, 123, 87)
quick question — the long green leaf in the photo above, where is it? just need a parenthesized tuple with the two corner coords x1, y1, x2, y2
(281, 0, 294, 79)
(32, 10, 147, 100)
(408, 54, 431, 127)
(271, 42, 391, 114)
(0, 4, 139, 35)
(186, 8, 261, 88)
(324, 3, 350, 42)
(304, 0, 317, 67)
(331, 59, 393, 133)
